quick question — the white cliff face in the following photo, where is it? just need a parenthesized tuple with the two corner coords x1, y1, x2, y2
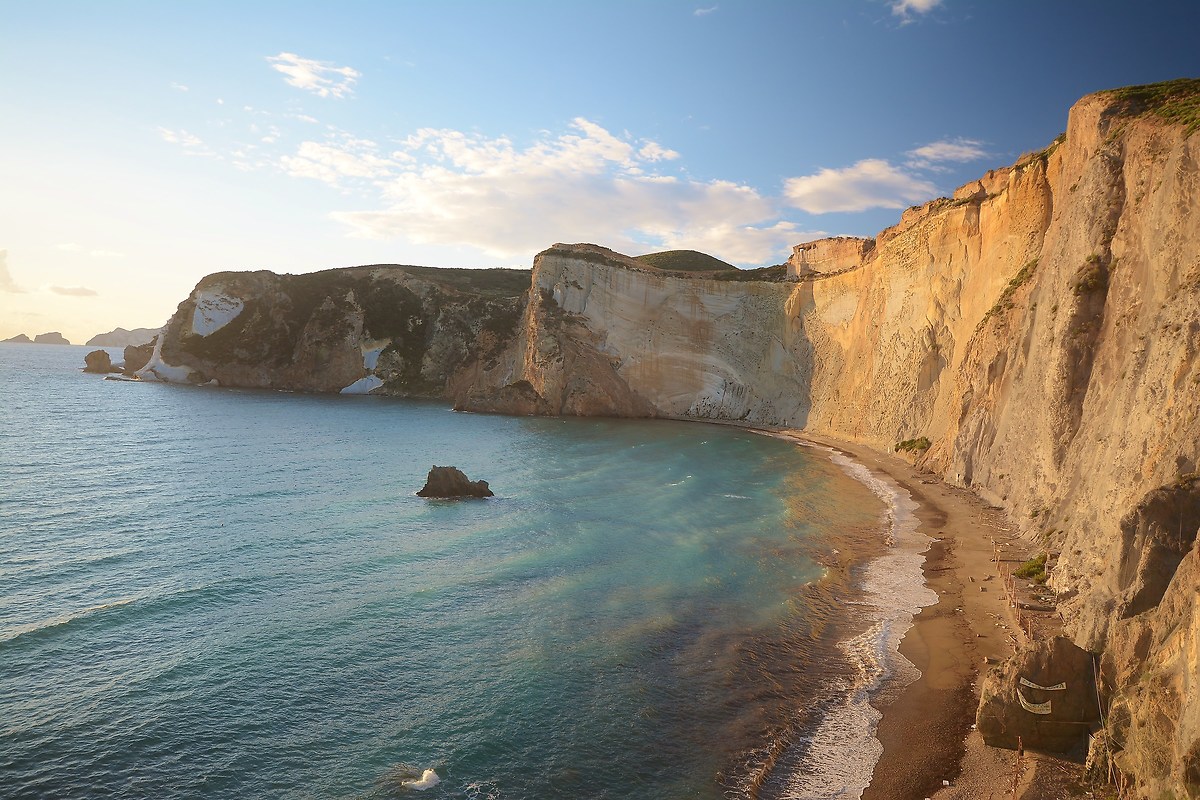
(531, 248, 810, 424)
(190, 290, 245, 337)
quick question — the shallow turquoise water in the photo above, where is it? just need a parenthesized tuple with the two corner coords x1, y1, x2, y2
(0, 343, 886, 799)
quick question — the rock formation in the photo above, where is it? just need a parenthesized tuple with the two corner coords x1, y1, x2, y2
(416, 466, 494, 498)
(85, 326, 160, 347)
(978, 636, 1101, 752)
(2, 333, 32, 343)
(83, 350, 117, 373)
(142, 79, 1200, 798)
(122, 341, 155, 375)
(33, 332, 70, 345)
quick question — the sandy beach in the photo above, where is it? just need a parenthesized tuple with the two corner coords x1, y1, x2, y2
(768, 430, 1048, 800)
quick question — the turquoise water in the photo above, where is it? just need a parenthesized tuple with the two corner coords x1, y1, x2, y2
(1, 344, 889, 799)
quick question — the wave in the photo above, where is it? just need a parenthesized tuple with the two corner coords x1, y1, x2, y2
(742, 439, 935, 799)
(402, 769, 441, 790)
(0, 597, 140, 646)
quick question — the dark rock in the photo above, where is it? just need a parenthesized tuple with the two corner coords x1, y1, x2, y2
(417, 465, 494, 498)
(123, 340, 156, 375)
(34, 332, 70, 345)
(978, 635, 1101, 752)
(2, 333, 32, 343)
(83, 350, 117, 373)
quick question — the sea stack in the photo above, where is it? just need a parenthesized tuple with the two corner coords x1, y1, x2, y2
(416, 466, 494, 498)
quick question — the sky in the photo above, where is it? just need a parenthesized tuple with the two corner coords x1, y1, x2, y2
(2, 0, 1198, 344)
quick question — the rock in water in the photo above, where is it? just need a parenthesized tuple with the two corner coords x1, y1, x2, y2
(34, 332, 70, 345)
(83, 350, 115, 373)
(123, 340, 155, 375)
(416, 466, 494, 498)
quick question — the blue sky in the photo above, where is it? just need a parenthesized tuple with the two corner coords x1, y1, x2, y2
(2, 0, 1198, 342)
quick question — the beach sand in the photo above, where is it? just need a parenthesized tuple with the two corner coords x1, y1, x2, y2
(775, 431, 1045, 800)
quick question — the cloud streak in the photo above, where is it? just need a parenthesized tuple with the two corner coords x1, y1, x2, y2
(49, 286, 99, 297)
(891, 0, 942, 19)
(906, 138, 987, 168)
(783, 158, 938, 214)
(267, 52, 360, 98)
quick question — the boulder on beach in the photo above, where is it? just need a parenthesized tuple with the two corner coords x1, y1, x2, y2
(977, 635, 1101, 753)
(83, 350, 116, 373)
(416, 465, 494, 498)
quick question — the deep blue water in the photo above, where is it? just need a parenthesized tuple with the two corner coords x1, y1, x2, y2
(0, 344, 890, 799)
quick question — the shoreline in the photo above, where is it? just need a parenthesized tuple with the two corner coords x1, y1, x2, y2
(742, 426, 1034, 799)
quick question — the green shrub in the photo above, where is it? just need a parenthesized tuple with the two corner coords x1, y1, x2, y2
(894, 436, 932, 453)
(1015, 553, 1049, 584)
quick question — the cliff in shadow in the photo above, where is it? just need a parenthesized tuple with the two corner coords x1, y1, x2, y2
(148, 80, 1200, 798)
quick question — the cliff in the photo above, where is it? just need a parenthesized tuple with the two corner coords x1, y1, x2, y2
(140, 264, 529, 395)
(149, 80, 1200, 798)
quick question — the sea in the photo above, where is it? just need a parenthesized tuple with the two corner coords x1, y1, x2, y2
(0, 343, 934, 799)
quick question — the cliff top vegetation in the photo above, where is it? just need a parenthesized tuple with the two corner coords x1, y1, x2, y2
(635, 250, 737, 273)
(1102, 77, 1200, 136)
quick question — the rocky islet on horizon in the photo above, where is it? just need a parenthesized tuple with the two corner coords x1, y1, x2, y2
(100, 80, 1200, 798)
(3, 331, 71, 344)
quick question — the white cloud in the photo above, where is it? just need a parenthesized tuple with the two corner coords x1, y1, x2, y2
(694, 5, 718, 15)
(906, 137, 986, 168)
(281, 138, 410, 185)
(324, 120, 804, 265)
(267, 52, 360, 99)
(891, 0, 942, 18)
(170, 82, 189, 92)
(638, 141, 681, 162)
(783, 158, 938, 213)
(0, 250, 26, 293)
(156, 127, 215, 157)
(49, 286, 98, 297)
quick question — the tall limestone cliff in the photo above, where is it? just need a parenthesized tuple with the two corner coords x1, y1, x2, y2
(150, 80, 1200, 797)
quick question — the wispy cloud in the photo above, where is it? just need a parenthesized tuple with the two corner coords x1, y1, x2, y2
(783, 158, 937, 213)
(156, 126, 215, 157)
(170, 82, 189, 92)
(49, 285, 99, 297)
(0, 250, 27, 293)
(906, 137, 987, 169)
(694, 5, 718, 16)
(266, 52, 360, 99)
(281, 137, 411, 185)
(318, 119, 814, 264)
(891, 0, 942, 22)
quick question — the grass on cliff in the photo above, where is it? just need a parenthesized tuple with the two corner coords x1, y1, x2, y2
(1014, 553, 1049, 584)
(1103, 78, 1200, 137)
(894, 436, 931, 453)
(978, 258, 1039, 329)
(635, 250, 737, 273)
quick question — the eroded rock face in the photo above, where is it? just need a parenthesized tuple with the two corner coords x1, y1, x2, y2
(978, 636, 1101, 753)
(1101, 479, 1200, 798)
(123, 341, 155, 375)
(83, 350, 115, 373)
(416, 466, 493, 498)
(149, 266, 529, 395)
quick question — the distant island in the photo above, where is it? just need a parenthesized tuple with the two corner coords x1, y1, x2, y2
(2, 332, 71, 345)
(85, 326, 160, 347)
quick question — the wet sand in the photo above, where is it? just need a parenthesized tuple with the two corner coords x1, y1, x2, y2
(773, 431, 1036, 800)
